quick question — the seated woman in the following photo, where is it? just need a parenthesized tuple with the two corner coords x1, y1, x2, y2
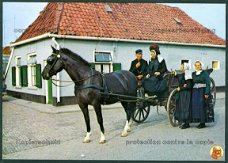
(143, 43, 168, 96)
(191, 60, 211, 129)
(174, 63, 193, 129)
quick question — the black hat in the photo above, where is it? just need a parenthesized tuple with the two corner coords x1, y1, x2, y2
(135, 49, 143, 54)
(149, 43, 160, 54)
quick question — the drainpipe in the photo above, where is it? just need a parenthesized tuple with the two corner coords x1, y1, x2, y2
(52, 37, 61, 104)
(4, 47, 15, 79)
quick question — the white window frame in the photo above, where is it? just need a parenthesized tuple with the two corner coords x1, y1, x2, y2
(180, 59, 191, 70)
(212, 60, 220, 70)
(27, 53, 37, 88)
(15, 56, 21, 88)
(93, 50, 113, 73)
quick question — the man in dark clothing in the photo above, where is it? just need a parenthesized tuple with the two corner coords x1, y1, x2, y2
(129, 49, 149, 81)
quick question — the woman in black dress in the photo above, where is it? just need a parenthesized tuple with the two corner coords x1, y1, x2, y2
(191, 60, 211, 129)
(174, 63, 193, 129)
(143, 43, 168, 96)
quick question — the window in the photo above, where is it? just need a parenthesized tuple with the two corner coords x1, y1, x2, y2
(212, 60, 220, 70)
(27, 54, 37, 87)
(95, 52, 112, 62)
(93, 51, 112, 74)
(92, 51, 121, 74)
(27, 54, 42, 88)
(181, 60, 191, 69)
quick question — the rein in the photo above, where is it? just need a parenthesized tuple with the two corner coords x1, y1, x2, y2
(51, 70, 100, 87)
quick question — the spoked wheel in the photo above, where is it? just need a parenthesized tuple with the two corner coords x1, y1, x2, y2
(167, 88, 178, 127)
(210, 77, 216, 106)
(132, 101, 150, 123)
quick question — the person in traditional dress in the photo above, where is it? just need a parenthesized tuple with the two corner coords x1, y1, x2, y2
(143, 43, 168, 96)
(129, 49, 149, 84)
(174, 63, 193, 129)
(191, 60, 211, 129)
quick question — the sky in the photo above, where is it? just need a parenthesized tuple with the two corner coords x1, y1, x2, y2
(2, 2, 226, 47)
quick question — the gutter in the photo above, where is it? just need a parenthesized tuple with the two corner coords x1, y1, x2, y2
(10, 33, 226, 48)
(4, 46, 15, 79)
(10, 33, 51, 47)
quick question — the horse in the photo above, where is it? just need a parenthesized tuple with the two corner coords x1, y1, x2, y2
(42, 46, 138, 144)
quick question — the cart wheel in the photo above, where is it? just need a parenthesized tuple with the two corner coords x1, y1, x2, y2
(167, 88, 178, 127)
(132, 101, 150, 123)
(210, 77, 216, 107)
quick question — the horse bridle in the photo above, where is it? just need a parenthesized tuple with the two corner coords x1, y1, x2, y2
(47, 53, 100, 87)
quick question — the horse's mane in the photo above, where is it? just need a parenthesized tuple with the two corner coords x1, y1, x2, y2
(60, 48, 91, 67)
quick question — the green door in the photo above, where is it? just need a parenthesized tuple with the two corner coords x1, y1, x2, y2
(48, 79, 53, 104)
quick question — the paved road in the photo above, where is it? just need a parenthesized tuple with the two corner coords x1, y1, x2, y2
(2, 93, 226, 161)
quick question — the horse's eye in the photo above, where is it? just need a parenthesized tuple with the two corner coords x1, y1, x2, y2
(47, 56, 55, 64)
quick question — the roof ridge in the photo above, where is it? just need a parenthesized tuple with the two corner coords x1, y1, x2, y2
(56, 2, 65, 35)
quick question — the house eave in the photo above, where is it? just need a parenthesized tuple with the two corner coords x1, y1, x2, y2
(10, 33, 226, 48)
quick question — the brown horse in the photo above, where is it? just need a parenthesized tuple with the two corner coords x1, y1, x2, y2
(42, 46, 137, 144)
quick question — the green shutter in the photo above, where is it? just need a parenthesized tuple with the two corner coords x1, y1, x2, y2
(113, 63, 121, 71)
(21, 65, 28, 87)
(12, 67, 16, 86)
(36, 64, 42, 88)
(90, 62, 95, 69)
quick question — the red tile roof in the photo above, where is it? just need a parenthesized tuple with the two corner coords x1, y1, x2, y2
(15, 3, 225, 45)
(2, 46, 11, 55)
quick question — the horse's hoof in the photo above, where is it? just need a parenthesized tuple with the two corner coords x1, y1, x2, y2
(99, 139, 106, 144)
(121, 131, 128, 137)
(83, 139, 91, 143)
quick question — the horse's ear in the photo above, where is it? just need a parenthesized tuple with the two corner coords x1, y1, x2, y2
(51, 46, 56, 53)
(51, 45, 60, 54)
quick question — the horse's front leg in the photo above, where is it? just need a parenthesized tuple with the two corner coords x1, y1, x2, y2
(79, 103, 91, 143)
(93, 103, 106, 144)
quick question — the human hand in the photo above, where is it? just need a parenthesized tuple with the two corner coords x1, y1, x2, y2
(136, 62, 140, 68)
(204, 95, 209, 100)
(154, 72, 160, 76)
(177, 87, 180, 92)
(173, 70, 177, 76)
(146, 74, 150, 78)
(183, 84, 187, 88)
(137, 75, 143, 80)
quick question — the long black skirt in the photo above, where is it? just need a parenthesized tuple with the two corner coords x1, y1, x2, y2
(175, 90, 191, 123)
(142, 76, 167, 96)
(191, 87, 214, 123)
(191, 87, 206, 123)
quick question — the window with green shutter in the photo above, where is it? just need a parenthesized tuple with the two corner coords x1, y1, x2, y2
(12, 66, 16, 86)
(21, 65, 28, 87)
(113, 63, 121, 71)
(36, 64, 42, 88)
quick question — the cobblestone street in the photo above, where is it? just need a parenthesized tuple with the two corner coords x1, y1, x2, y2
(2, 93, 226, 161)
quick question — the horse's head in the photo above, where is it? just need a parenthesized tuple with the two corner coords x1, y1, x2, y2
(42, 46, 65, 80)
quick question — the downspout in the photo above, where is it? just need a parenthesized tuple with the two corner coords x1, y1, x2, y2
(4, 46, 15, 79)
(52, 37, 61, 104)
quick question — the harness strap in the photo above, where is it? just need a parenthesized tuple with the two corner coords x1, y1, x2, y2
(76, 84, 104, 91)
(75, 69, 106, 92)
(101, 74, 109, 93)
